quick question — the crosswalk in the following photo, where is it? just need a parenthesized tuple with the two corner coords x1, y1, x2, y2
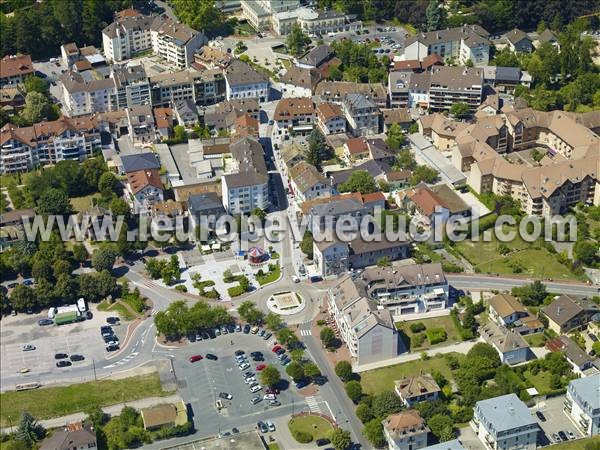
(299, 329, 312, 336)
(305, 396, 322, 414)
(103, 351, 139, 369)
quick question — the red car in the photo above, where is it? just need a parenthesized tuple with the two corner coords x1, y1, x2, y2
(266, 387, 280, 395)
(189, 355, 203, 363)
(256, 364, 267, 371)
(271, 345, 282, 353)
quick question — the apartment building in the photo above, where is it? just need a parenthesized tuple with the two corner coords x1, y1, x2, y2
(102, 9, 205, 68)
(273, 7, 345, 36)
(316, 102, 345, 135)
(273, 97, 314, 135)
(489, 293, 529, 326)
(327, 275, 400, 365)
(60, 71, 115, 116)
(404, 25, 491, 66)
(280, 65, 322, 97)
(472, 394, 538, 450)
(564, 375, 600, 436)
(203, 98, 260, 132)
(0, 54, 34, 87)
(149, 69, 225, 107)
(382, 410, 429, 450)
(240, 0, 299, 31)
(221, 137, 269, 214)
(316, 81, 388, 108)
(1, 116, 100, 173)
(288, 160, 333, 202)
(343, 93, 380, 137)
(224, 59, 270, 102)
(126, 168, 164, 214)
(111, 65, 151, 110)
(504, 29, 533, 53)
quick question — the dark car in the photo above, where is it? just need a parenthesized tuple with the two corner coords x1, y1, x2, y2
(558, 431, 568, 442)
(275, 348, 285, 355)
(38, 318, 53, 326)
(535, 411, 546, 422)
(244, 371, 254, 378)
(206, 353, 218, 360)
(227, 324, 235, 333)
(106, 344, 119, 352)
(70, 354, 85, 362)
(259, 329, 265, 337)
(243, 324, 251, 334)
(263, 332, 272, 340)
(201, 332, 210, 340)
(54, 353, 68, 359)
(235, 350, 245, 356)
(56, 360, 72, 368)
(208, 329, 216, 339)
(257, 421, 268, 433)
(316, 438, 331, 447)
(219, 392, 233, 400)
(295, 379, 309, 389)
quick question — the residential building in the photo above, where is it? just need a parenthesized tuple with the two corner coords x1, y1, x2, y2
(140, 400, 188, 430)
(504, 29, 533, 53)
(422, 440, 465, 450)
(193, 45, 233, 70)
(403, 25, 491, 66)
(126, 167, 164, 213)
(343, 93, 380, 137)
(382, 410, 429, 450)
(316, 102, 346, 135)
(546, 336, 595, 375)
(297, 44, 334, 69)
(150, 200, 186, 235)
(542, 295, 600, 334)
(273, 97, 315, 135)
(148, 68, 225, 107)
(1, 116, 101, 173)
(482, 66, 532, 93)
(154, 107, 175, 138)
(280, 65, 322, 97)
(394, 374, 441, 407)
(240, 0, 299, 31)
(392, 54, 444, 72)
(288, 160, 333, 202)
(224, 59, 269, 102)
(381, 109, 412, 133)
(60, 43, 105, 69)
(111, 65, 151, 110)
(564, 375, 600, 436)
(534, 29, 559, 50)
(481, 321, 531, 365)
(314, 240, 351, 277)
(327, 275, 401, 364)
(174, 99, 198, 127)
(308, 196, 370, 234)
(399, 183, 470, 227)
(472, 394, 538, 450)
(0, 54, 34, 87)
(119, 151, 161, 175)
(273, 8, 345, 36)
(221, 137, 269, 214)
(187, 192, 226, 236)
(316, 81, 388, 108)
(0, 84, 26, 112)
(407, 133, 467, 187)
(39, 421, 97, 450)
(0, 208, 35, 251)
(151, 17, 205, 69)
(281, 142, 305, 171)
(343, 137, 370, 163)
(488, 293, 528, 326)
(429, 66, 483, 112)
(60, 71, 115, 116)
(126, 105, 155, 145)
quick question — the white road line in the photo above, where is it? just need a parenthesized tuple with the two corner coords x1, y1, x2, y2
(300, 329, 311, 336)
(306, 396, 322, 413)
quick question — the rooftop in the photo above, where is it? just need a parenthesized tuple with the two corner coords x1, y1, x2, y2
(225, 59, 268, 87)
(0, 54, 34, 79)
(475, 394, 536, 433)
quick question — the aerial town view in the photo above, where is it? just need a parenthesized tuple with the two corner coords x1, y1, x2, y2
(0, 0, 599, 450)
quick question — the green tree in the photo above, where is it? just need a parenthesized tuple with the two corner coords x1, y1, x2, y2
(339, 170, 378, 194)
(371, 390, 404, 417)
(72, 242, 88, 266)
(395, 149, 417, 170)
(386, 123, 405, 150)
(32, 257, 53, 281)
(16, 412, 45, 446)
(80, 157, 107, 193)
(173, 125, 186, 142)
(265, 312, 283, 330)
(320, 326, 336, 348)
(303, 362, 321, 379)
(449, 102, 470, 119)
(37, 188, 71, 216)
(573, 240, 598, 266)
(276, 328, 299, 347)
(98, 172, 119, 199)
(329, 428, 352, 450)
(410, 165, 439, 185)
(9, 284, 36, 312)
(286, 361, 305, 381)
(21, 91, 51, 124)
(426, 0, 446, 31)
(286, 23, 310, 56)
(259, 365, 281, 387)
(356, 402, 374, 423)
(428, 414, 455, 441)
(511, 280, 548, 306)
(238, 300, 264, 324)
(251, 207, 267, 224)
(300, 231, 314, 259)
(91, 246, 117, 272)
(363, 418, 386, 448)
(172, 0, 226, 37)
(290, 348, 305, 363)
(335, 360, 353, 382)
(345, 380, 363, 403)
(24, 75, 49, 95)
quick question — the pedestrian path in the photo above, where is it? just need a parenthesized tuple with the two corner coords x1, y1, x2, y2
(300, 329, 312, 336)
(305, 396, 322, 413)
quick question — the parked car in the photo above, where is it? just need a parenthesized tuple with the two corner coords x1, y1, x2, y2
(257, 421, 268, 433)
(250, 384, 262, 393)
(189, 355, 203, 363)
(266, 421, 275, 432)
(54, 353, 68, 359)
(70, 354, 85, 362)
(259, 329, 265, 337)
(244, 377, 257, 384)
(56, 360, 72, 368)
(38, 318, 53, 326)
(552, 433, 561, 443)
(251, 326, 259, 334)
(22, 344, 35, 351)
(256, 364, 267, 371)
(268, 400, 281, 407)
(275, 348, 285, 355)
(567, 431, 575, 440)
(266, 387, 280, 395)
(295, 379, 309, 389)
(263, 394, 276, 401)
(205, 353, 218, 360)
(250, 396, 262, 405)
(239, 362, 251, 370)
(263, 332, 272, 340)
(235, 350, 245, 356)
(227, 324, 235, 333)
(106, 344, 119, 352)
(235, 324, 242, 332)
(272, 345, 282, 353)
(535, 411, 546, 422)
(219, 392, 233, 400)
(214, 328, 221, 336)
(558, 431, 568, 442)
(220, 325, 228, 334)
(244, 371, 254, 378)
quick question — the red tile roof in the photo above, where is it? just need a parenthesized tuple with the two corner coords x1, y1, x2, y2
(127, 169, 163, 194)
(0, 54, 34, 79)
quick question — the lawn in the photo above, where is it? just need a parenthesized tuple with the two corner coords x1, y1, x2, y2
(0, 373, 171, 426)
(524, 332, 548, 347)
(97, 299, 136, 321)
(267, 444, 280, 450)
(454, 225, 581, 280)
(70, 193, 101, 212)
(395, 315, 461, 351)
(360, 352, 465, 395)
(546, 436, 600, 450)
(257, 264, 281, 286)
(288, 415, 333, 441)
(522, 369, 556, 394)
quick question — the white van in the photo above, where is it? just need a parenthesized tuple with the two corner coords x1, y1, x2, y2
(47, 307, 56, 319)
(77, 298, 87, 313)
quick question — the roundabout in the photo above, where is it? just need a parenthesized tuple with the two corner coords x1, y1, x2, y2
(266, 291, 307, 316)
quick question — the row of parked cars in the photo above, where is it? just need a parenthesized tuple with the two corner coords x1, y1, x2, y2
(54, 352, 85, 368)
(101, 322, 120, 352)
(189, 323, 274, 342)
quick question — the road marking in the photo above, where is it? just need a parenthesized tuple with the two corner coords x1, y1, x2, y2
(305, 396, 321, 413)
(300, 329, 311, 336)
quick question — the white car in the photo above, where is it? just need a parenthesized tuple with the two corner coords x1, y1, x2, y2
(244, 377, 257, 384)
(22, 344, 36, 351)
(239, 362, 250, 370)
(250, 384, 262, 393)
(263, 393, 276, 401)
(267, 421, 276, 432)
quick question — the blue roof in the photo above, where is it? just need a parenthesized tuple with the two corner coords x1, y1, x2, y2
(569, 375, 600, 411)
(476, 394, 536, 432)
(423, 440, 465, 450)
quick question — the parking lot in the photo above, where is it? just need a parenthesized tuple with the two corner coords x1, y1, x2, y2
(533, 395, 585, 445)
(0, 305, 127, 390)
(174, 328, 305, 434)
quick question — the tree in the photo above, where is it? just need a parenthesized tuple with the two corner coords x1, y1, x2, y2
(290, 348, 305, 363)
(426, 0, 445, 31)
(24, 75, 49, 95)
(91, 246, 117, 272)
(303, 362, 321, 379)
(37, 188, 71, 216)
(466, 343, 502, 367)
(32, 258, 53, 281)
(276, 328, 299, 347)
(511, 280, 548, 306)
(377, 256, 391, 267)
(573, 240, 598, 266)
(329, 428, 352, 450)
(345, 380, 363, 403)
(72, 243, 88, 266)
(81, 158, 107, 193)
(286, 362, 305, 381)
(286, 23, 310, 56)
(10, 285, 36, 312)
(371, 390, 404, 418)
(449, 102, 470, 119)
(300, 231, 314, 259)
(305, 128, 332, 168)
(339, 170, 378, 194)
(98, 172, 119, 199)
(335, 360, 353, 382)
(238, 300, 264, 324)
(386, 123, 405, 150)
(173, 125, 186, 142)
(363, 418, 386, 448)
(265, 312, 283, 330)
(395, 149, 417, 170)
(428, 414, 455, 441)
(16, 412, 45, 446)
(320, 326, 336, 349)
(260, 365, 281, 387)
(171, 0, 226, 37)
(410, 165, 438, 185)
(21, 91, 51, 124)
(53, 259, 72, 278)
(356, 402, 374, 423)
(251, 207, 267, 224)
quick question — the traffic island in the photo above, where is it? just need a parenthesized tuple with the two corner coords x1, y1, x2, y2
(267, 291, 306, 316)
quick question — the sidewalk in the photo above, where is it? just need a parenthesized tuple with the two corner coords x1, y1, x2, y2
(1, 394, 182, 433)
(353, 339, 480, 372)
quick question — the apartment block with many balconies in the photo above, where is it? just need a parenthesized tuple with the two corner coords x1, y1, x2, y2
(564, 375, 600, 436)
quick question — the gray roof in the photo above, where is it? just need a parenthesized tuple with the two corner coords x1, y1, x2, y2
(407, 25, 490, 49)
(429, 66, 483, 91)
(475, 394, 536, 433)
(120, 152, 160, 173)
(187, 192, 225, 214)
(388, 71, 411, 94)
(329, 159, 389, 187)
(175, 99, 198, 117)
(344, 92, 376, 111)
(298, 44, 333, 67)
(568, 375, 600, 412)
(538, 29, 557, 43)
(505, 28, 531, 45)
(225, 59, 268, 87)
(423, 440, 465, 450)
(39, 425, 96, 450)
(483, 65, 522, 83)
(310, 198, 366, 217)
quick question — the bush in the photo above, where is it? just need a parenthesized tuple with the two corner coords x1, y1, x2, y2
(228, 285, 246, 297)
(412, 333, 427, 348)
(426, 328, 448, 345)
(175, 285, 187, 292)
(409, 322, 426, 333)
(291, 430, 313, 443)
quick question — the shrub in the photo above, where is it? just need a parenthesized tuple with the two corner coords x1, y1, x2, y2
(228, 285, 246, 297)
(291, 430, 313, 443)
(412, 333, 426, 348)
(409, 322, 426, 333)
(175, 285, 187, 292)
(426, 328, 448, 345)
(317, 319, 326, 326)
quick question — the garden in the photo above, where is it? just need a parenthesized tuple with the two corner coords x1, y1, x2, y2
(395, 316, 461, 351)
(288, 414, 334, 443)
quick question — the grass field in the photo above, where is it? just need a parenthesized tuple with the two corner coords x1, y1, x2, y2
(257, 264, 281, 286)
(524, 332, 548, 347)
(0, 373, 171, 426)
(360, 353, 464, 395)
(97, 299, 136, 321)
(395, 315, 461, 351)
(288, 415, 333, 441)
(523, 369, 554, 394)
(455, 226, 580, 280)
(546, 436, 600, 450)
(70, 193, 101, 212)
